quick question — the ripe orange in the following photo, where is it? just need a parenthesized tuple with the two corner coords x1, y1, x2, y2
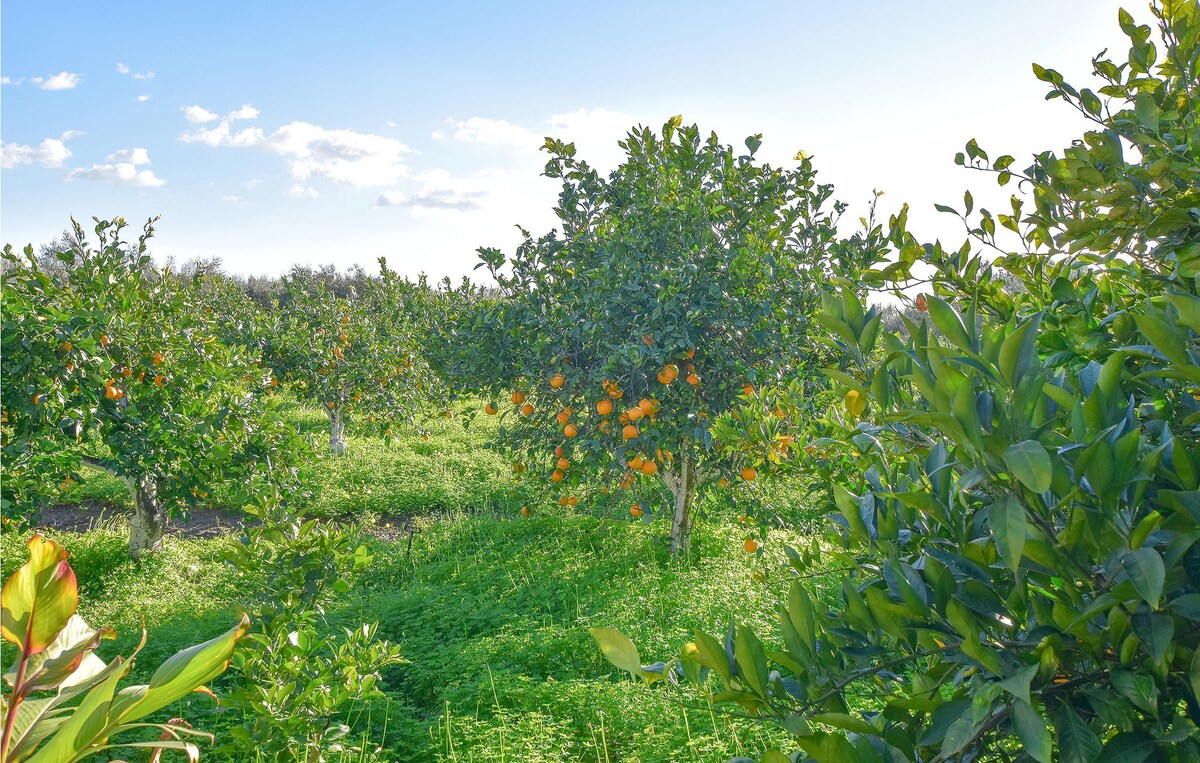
(326, 401, 336, 409)
(640, 460, 658, 476)
(628, 455, 644, 470)
(556, 409, 571, 425)
(638, 398, 654, 414)
(521, 506, 533, 517)
(741, 467, 758, 482)
(154, 375, 166, 387)
(559, 496, 570, 506)
(512, 390, 526, 405)
(630, 504, 644, 517)
(744, 539, 759, 554)
(514, 461, 527, 473)
(657, 365, 677, 385)
(66, 363, 76, 372)
(596, 399, 613, 416)
(485, 402, 498, 415)
(628, 407, 644, 422)
(521, 403, 535, 416)
(555, 445, 565, 457)
(598, 419, 611, 432)
(100, 335, 111, 347)
(563, 424, 578, 438)
(622, 424, 639, 440)
(338, 332, 349, 342)
(341, 315, 350, 324)
(742, 383, 755, 396)
(61, 341, 73, 352)
(136, 372, 146, 382)
(270, 378, 279, 387)
(60, 477, 75, 490)
(686, 349, 695, 359)
(773, 409, 786, 418)
(122, 367, 132, 378)
(551, 469, 565, 482)
(550, 373, 566, 388)
(557, 457, 571, 471)
(643, 333, 654, 345)
(686, 373, 700, 387)
(104, 385, 118, 400)
(566, 496, 578, 507)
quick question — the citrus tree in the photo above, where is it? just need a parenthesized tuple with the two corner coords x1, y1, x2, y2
(1, 217, 297, 557)
(270, 259, 444, 454)
(599, 3, 1200, 760)
(463, 118, 848, 553)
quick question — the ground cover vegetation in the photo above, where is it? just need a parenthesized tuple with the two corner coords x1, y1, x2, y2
(3, 3, 1198, 762)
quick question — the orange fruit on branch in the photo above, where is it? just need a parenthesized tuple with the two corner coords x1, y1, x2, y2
(521, 403, 535, 416)
(741, 467, 758, 482)
(551, 469, 565, 482)
(630, 504, 644, 517)
(744, 539, 759, 554)
(485, 403, 499, 415)
(550, 373, 566, 389)
(512, 390, 526, 405)
(640, 460, 658, 476)
(557, 457, 571, 471)
(596, 399, 614, 416)
(622, 424, 639, 440)
(563, 424, 579, 438)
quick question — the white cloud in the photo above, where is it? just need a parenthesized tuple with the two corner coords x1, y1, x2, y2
(0, 76, 16, 85)
(376, 191, 406, 206)
(245, 178, 262, 189)
(68, 162, 166, 187)
(106, 147, 151, 165)
(228, 105, 260, 120)
(1, 131, 81, 168)
(181, 105, 412, 188)
(31, 71, 82, 90)
(136, 94, 151, 102)
(286, 184, 320, 199)
(442, 117, 540, 149)
(440, 108, 636, 170)
(386, 121, 398, 128)
(221, 194, 244, 202)
(182, 105, 221, 124)
(117, 63, 154, 79)
(375, 167, 511, 215)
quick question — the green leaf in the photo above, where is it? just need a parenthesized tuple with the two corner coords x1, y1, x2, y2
(1, 534, 79, 655)
(998, 313, 1042, 387)
(997, 662, 1038, 706)
(1004, 440, 1053, 493)
(988, 496, 1027, 572)
(760, 750, 792, 763)
(1055, 704, 1101, 763)
(112, 613, 250, 722)
(590, 627, 642, 680)
(1131, 612, 1173, 666)
(733, 625, 770, 700)
(811, 712, 876, 736)
(1120, 548, 1165, 608)
(1099, 732, 1156, 763)
(927, 297, 973, 352)
(1012, 700, 1052, 763)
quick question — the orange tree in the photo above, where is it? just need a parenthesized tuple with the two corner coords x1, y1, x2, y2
(1, 217, 297, 557)
(599, 3, 1200, 760)
(462, 117, 847, 553)
(270, 259, 444, 454)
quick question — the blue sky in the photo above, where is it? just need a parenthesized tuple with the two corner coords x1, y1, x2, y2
(3, 1, 1134, 281)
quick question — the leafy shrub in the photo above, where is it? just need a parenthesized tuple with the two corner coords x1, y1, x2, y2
(598, 3, 1200, 761)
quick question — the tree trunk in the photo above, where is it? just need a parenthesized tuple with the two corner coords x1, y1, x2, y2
(127, 475, 166, 559)
(81, 457, 167, 559)
(662, 453, 696, 556)
(327, 407, 347, 454)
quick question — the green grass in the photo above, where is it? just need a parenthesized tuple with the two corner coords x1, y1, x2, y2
(5, 397, 828, 762)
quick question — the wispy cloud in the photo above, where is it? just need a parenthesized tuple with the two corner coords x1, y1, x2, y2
(117, 63, 155, 79)
(136, 94, 151, 102)
(286, 184, 320, 199)
(439, 108, 636, 170)
(375, 168, 507, 214)
(0, 76, 18, 86)
(438, 117, 540, 149)
(1, 130, 82, 168)
(221, 194, 244, 202)
(67, 147, 165, 187)
(182, 105, 412, 187)
(31, 71, 82, 90)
